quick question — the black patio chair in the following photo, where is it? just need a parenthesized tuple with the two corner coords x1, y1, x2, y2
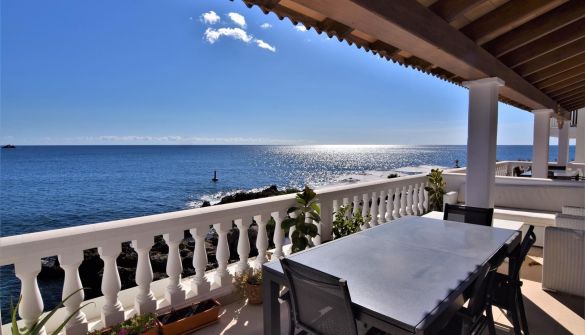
(491, 225, 536, 335)
(443, 204, 494, 226)
(281, 258, 381, 335)
(438, 262, 497, 335)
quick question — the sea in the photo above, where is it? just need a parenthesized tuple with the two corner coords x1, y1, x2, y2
(0, 145, 576, 321)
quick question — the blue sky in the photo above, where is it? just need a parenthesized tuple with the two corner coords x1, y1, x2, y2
(0, 0, 549, 145)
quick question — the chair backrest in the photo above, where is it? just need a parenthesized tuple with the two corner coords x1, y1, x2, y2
(510, 225, 536, 281)
(280, 258, 359, 335)
(467, 262, 496, 317)
(443, 204, 494, 226)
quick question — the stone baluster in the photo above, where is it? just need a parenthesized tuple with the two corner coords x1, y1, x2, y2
(378, 190, 386, 224)
(370, 191, 379, 226)
(254, 214, 269, 267)
(411, 184, 419, 216)
(361, 193, 370, 229)
(319, 200, 333, 242)
(14, 257, 45, 335)
(98, 243, 124, 327)
(352, 195, 360, 217)
(418, 182, 425, 214)
(399, 186, 407, 217)
(392, 188, 400, 219)
(309, 212, 321, 246)
(235, 218, 251, 273)
(272, 211, 285, 260)
(385, 188, 394, 221)
(406, 185, 413, 216)
(58, 251, 88, 335)
(213, 222, 232, 287)
(189, 227, 210, 296)
(342, 198, 350, 219)
(163, 231, 186, 305)
(423, 183, 429, 212)
(130, 236, 157, 315)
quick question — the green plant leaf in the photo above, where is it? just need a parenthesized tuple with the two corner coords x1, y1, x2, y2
(281, 217, 295, 230)
(309, 202, 321, 215)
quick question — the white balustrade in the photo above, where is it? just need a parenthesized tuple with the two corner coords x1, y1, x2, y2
(58, 251, 88, 335)
(163, 231, 186, 305)
(98, 243, 124, 327)
(1, 173, 431, 334)
(213, 222, 232, 287)
(14, 258, 45, 335)
(235, 218, 251, 273)
(254, 214, 269, 267)
(189, 227, 210, 296)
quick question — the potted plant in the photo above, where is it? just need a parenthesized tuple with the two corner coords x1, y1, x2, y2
(235, 268, 263, 305)
(424, 168, 446, 212)
(88, 314, 159, 335)
(332, 204, 371, 239)
(156, 299, 220, 335)
(282, 186, 321, 253)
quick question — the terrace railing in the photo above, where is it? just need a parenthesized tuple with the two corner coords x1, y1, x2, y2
(0, 174, 429, 335)
(448, 161, 533, 177)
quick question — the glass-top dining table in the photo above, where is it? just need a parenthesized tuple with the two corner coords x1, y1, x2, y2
(262, 216, 521, 335)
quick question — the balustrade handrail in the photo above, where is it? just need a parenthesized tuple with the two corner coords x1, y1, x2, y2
(0, 173, 428, 265)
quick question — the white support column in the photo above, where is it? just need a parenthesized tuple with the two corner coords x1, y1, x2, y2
(575, 108, 585, 163)
(463, 77, 504, 209)
(532, 109, 553, 178)
(557, 119, 569, 166)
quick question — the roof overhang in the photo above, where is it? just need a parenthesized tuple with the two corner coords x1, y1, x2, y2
(239, 0, 585, 119)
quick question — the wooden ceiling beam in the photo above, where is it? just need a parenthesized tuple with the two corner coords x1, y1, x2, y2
(558, 91, 585, 105)
(514, 39, 585, 76)
(369, 40, 400, 58)
(541, 73, 585, 94)
(555, 87, 585, 102)
(564, 99, 585, 110)
(460, 0, 567, 45)
(317, 18, 354, 37)
(482, 1, 585, 57)
(525, 53, 585, 84)
(534, 64, 585, 90)
(429, 0, 485, 23)
(499, 18, 585, 68)
(549, 81, 585, 99)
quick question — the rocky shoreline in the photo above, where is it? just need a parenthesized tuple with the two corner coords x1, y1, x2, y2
(38, 185, 298, 301)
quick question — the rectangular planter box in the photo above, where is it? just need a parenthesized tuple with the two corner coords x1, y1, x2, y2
(157, 299, 220, 335)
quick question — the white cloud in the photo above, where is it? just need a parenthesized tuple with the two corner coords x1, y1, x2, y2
(295, 25, 307, 32)
(255, 39, 276, 52)
(227, 12, 246, 28)
(204, 27, 253, 44)
(260, 23, 272, 29)
(200, 11, 220, 25)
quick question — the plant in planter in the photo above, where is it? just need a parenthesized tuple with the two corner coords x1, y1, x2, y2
(424, 169, 446, 212)
(282, 186, 321, 253)
(332, 204, 371, 239)
(156, 299, 220, 335)
(234, 268, 263, 305)
(11, 289, 91, 335)
(87, 314, 159, 335)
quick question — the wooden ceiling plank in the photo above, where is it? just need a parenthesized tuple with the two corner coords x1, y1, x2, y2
(460, 0, 568, 45)
(565, 99, 585, 110)
(556, 87, 585, 102)
(525, 53, 585, 84)
(549, 81, 585, 99)
(541, 73, 585, 94)
(369, 40, 400, 57)
(482, 1, 585, 57)
(429, 0, 485, 23)
(558, 91, 585, 104)
(499, 18, 585, 68)
(514, 40, 585, 76)
(534, 64, 585, 90)
(317, 18, 354, 37)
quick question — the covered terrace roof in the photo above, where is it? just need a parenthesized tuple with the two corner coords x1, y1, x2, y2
(239, 0, 585, 117)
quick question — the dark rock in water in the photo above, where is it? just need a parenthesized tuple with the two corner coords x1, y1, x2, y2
(40, 257, 64, 279)
(201, 201, 211, 207)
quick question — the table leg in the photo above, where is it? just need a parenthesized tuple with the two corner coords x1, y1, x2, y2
(263, 271, 281, 335)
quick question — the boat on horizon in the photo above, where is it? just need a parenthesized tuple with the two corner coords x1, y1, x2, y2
(2, 144, 16, 149)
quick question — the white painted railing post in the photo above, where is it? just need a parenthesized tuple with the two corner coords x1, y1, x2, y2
(272, 211, 285, 260)
(190, 227, 211, 296)
(309, 213, 321, 246)
(392, 188, 400, 219)
(58, 251, 88, 335)
(14, 257, 45, 335)
(163, 231, 186, 305)
(131, 236, 157, 315)
(411, 184, 419, 216)
(319, 199, 333, 242)
(235, 218, 251, 273)
(418, 182, 425, 214)
(406, 185, 413, 216)
(213, 222, 232, 287)
(98, 243, 124, 327)
(378, 190, 387, 224)
(362, 193, 370, 229)
(371, 191, 379, 226)
(385, 188, 394, 221)
(352, 195, 359, 217)
(254, 214, 269, 267)
(399, 187, 407, 217)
